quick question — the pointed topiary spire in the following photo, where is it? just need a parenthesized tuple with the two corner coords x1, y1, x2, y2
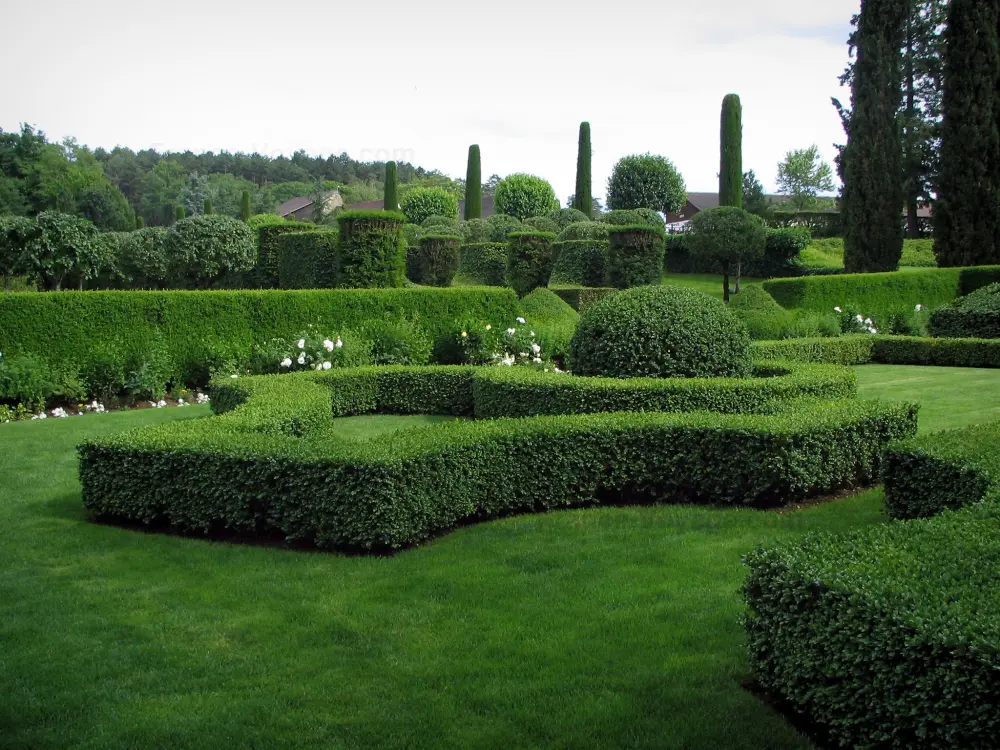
(573, 122, 592, 217)
(464, 145, 482, 220)
(719, 95, 743, 208)
(240, 191, 251, 221)
(203, 198, 214, 215)
(384, 161, 398, 212)
(175, 205, 185, 221)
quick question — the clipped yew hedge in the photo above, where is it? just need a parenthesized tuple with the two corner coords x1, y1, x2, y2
(458, 242, 507, 285)
(752, 335, 1000, 368)
(277, 230, 339, 289)
(607, 225, 665, 289)
(506, 231, 555, 297)
(79, 366, 916, 550)
(256, 221, 316, 288)
(336, 209, 406, 288)
(407, 234, 461, 287)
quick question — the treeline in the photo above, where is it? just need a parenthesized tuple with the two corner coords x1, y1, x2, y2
(0, 125, 464, 229)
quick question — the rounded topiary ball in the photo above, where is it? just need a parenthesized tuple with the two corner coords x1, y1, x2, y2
(569, 285, 752, 379)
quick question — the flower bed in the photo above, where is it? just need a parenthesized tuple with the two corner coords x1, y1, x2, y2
(79, 364, 916, 550)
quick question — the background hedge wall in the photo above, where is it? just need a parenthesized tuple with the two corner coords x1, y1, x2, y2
(458, 242, 507, 285)
(549, 239, 609, 287)
(336, 210, 406, 288)
(256, 222, 316, 289)
(752, 335, 1000, 368)
(277, 231, 338, 289)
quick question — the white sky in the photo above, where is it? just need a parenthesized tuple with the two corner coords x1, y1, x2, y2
(0, 0, 859, 203)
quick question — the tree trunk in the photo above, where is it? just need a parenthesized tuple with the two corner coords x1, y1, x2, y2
(735, 259, 742, 294)
(722, 261, 730, 304)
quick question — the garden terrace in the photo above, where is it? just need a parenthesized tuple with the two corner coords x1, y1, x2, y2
(79, 365, 916, 551)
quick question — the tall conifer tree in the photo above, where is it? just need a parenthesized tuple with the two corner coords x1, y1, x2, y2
(240, 191, 252, 221)
(203, 198, 213, 215)
(719, 95, 743, 208)
(464, 146, 482, 220)
(383, 162, 398, 212)
(572, 122, 592, 217)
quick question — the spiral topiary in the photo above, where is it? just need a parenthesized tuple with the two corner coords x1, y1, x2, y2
(570, 285, 752, 379)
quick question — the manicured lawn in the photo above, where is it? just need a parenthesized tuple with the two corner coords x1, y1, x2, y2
(855, 364, 1000, 432)
(662, 273, 762, 299)
(0, 364, 992, 749)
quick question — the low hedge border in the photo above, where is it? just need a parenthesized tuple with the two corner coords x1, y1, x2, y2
(752, 335, 1000, 368)
(550, 286, 617, 311)
(744, 504, 1000, 749)
(882, 420, 1000, 519)
(79, 365, 915, 550)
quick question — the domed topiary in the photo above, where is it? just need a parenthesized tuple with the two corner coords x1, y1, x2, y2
(556, 222, 610, 242)
(570, 285, 752, 379)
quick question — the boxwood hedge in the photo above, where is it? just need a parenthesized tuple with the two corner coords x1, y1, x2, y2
(458, 242, 507, 285)
(752, 335, 1000, 368)
(550, 286, 617, 311)
(256, 221, 316, 288)
(549, 239, 609, 287)
(277, 230, 339, 289)
(79, 365, 916, 550)
(928, 282, 1000, 339)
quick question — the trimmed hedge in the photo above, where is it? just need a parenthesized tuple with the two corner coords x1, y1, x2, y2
(79, 366, 916, 550)
(883, 420, 1000, 519)
(407, 234, 461, 287)
(928, 282, 1000, 339)
(458, 242, 507, 285)
(762, 266, 1000, 315)
(277, 231, 338, 289)
(550, 286, 617, 312)
(506, 232, 556, 297)
(549, 239, 609, 287)
(745, 505, 1000, 749)
(336, 210, 406, 288)
(257, 222, 316, 288)
(752, 335, 1000, 368)
(607, 225, 665, 288)
(0, 287, 521, 387)
(665, 228, 811, 278)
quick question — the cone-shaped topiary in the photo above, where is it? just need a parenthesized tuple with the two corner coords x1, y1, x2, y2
(506, 231, 556, 297)
(719, 95, 743, 209)
(175, 205, 185, 221)
(203, 198, 214, 215)
(570, 285, 752, 379)
(240, 191, 251, 222)
(464, 146, 482, 220)
(135, 215, 145, 229)
(573, 122, 592, 218)
(384, 161, 398, 212)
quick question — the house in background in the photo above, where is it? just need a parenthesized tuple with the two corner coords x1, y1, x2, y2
(278, 191, 344, 222)
(348, 195, 495, 219)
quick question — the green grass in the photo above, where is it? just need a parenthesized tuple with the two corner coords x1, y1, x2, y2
(855, 364, 1000, 433)
(799, 238, 937, 273)
(662, 273, 762, 299)
(331, 414, 467, 440)
(0, 364, 993, 749)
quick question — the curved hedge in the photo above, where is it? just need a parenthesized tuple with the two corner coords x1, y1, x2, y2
(407, 234, 461, 287)
(928, 282, 1000, 339)
(79, 365, 916, 550)
(752, 335, 1000, 368)
(277, 230, 338, 289)
(458, 242, 507, 285)
(336, 210, 406, 288)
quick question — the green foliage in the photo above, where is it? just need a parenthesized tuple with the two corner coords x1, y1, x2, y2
(573, 122, 592, 217)
(547, 207, 589, 229)
(550, 286, 617, 312)
(457, 218, 490, 244)
(116, 227, 170, 289)
(570, 285, 753, 379)
(556, 221, 609, 242)
(246, 213, 286, 232)
(203, 198, 214, 215)
(687, 207, 766, 299)
(76, 181, 135, 231)
(0, 286, 519, 388)
(607, 154, 687, 215)
(928, 283, 1000, 338)
(607, 226, 665, 289)
(384, 161, 398, 212)
(549, 239, 609, 287)
(277, 231, 339, 289)
(631, 208, 665, 230)
(464, 146, 482, 220)
(175, 205, 185, 222)
(728, 287, 795, 341)
(402, 223, 423, 248)
(506, 232, 555, 297)
(240, 191, 251, 222)
(775, 145, 836, 210)
(518, 288, 579, 362)
(0, 352, 83, 408)
(420, 214, 457, 230)
(400, 187, 459, 225)
(255, 221, 316, 289)
(522, 216, 560, 234)
(494, 174, 559, 220)
(598, 209, 649, 226)
(357, 318, 433, 366)
(752, 334, 1000, 368)
(719, 95, 743, 208)
(17, 211, 106, 291)
(167, 215, 256, 289)
(744, 503, 1000, 750)
(667, 230, 806, 278)
(899, 238, 936, 267)
(135, 215, 144, 229)
(742, 170, 772, 219)
(336, 210, 407, 289)
(485, 213, 523, 242)
(408, 235, 461, 287)
(79, 367, 914, 550)
(457, 242, 507, 286)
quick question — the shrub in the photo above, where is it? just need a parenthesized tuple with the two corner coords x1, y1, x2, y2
(0, 352, 83, 409)
(551, 286, 617, 312)
(900, 238, 936, 267)
(167, 214, 256, 289)
(256, 221, 316, 288)
(15, 212, 106, 291)
(571, 285, 752, 378)
(464, 146, 482, 220)
(744, 505, 1000, 750)
(494, 174, 559, 219)
(546, 207, 590, 228)
(665, 228, 810, 278)
(402, 223, 423, 248)
(458, 242, 507, 286)
(632, 208, 665, 230)
(751, 337, 877, 365)
(0, 287, 520, 388)
(506, 232, 555, 297)
(607, 154, 687, 216)
(277, 231, 339, 289)
(522, 216, 561, 234)
(598, 209, 647, 226)
(457, 218, 491, 244)
(607, 225, 665, 289)
(549, 239, 609, 287)
(687, 207, 766, 300)
(384, 161, 398, 212)
(335, 209, 406, 288)
(928, 282, 1000, 339)
(420, 214, 456, 230)
(485, 214, 523, 242)
(728, 286, 795, 340)
(519, 287, 579, 362)
(246, 214, 286, 232)
(357, 318, 433, 366)
(573, 122, 592, 217)
(407, 234, 461, 287)
(556, 221, 609, 242)
(80, 367, 915, 550)
(400, 187, 459, 225)
(752, 335, 1000, 368)
(117, 228, 170, 289)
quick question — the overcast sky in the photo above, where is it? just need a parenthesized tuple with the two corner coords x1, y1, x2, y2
(0, 0, 860, 204)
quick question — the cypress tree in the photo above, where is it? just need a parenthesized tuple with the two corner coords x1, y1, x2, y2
(719, 95, 743, 209)
(935, 0, 1000, 267)
(240, 191, 251, 221)
(572, 122, 592, 217)
(135, 215, 144, 229)
(203, 198, 213, 215)
(384, 161, 398, 212)
(175, 205, 185, 222)
(464, 146, 482, 220)
(842, 0, 908, 273)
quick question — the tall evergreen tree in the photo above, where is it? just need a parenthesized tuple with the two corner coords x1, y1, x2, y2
(135, 215, 144, 229)
(935, 0, 1000, 267)
(572, 122, 592, 218)
(383, 161, 398, 212)
(175, 205, 185, 222)
(719, 95, 743, 208)
(464, 146, 482, 220)
(842, 0, 908, 273)
(240, 190, 251, 221)
(203, 198, 214, 215)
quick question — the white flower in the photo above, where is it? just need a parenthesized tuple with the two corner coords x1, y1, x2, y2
(531, 343, 541, 355)
(834, 307, 842, 313)
(323, 339, 334, 352)
(530, 331, 535, 337)
(501, 355, 515, 366)
(281, 358, 292, 368)
(157, 400, 167, 408)
(864, 318, 873, 326)
(177, 398, 185, 404)
(298, 339, 306, 349)
(335, 337, 343, 349)
(297, 353, 306, 365)
(506, 328, 516, 336)
(461, 331, 468, 338)
(532, 357, 542, 364)
(322, 361, 332, 370)
(915, 304, 923, 312)
(516, 317, 526, 324)
(519, 352, 529, 358)
(230, 374, 238, 379)
(856, 314, 864, 323)
(315, 363, 323, 370)
(485, 324, 492, 331)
